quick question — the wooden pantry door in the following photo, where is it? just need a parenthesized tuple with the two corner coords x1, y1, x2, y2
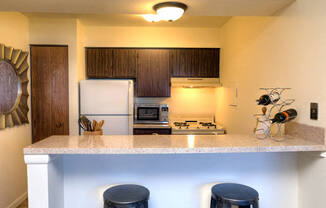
(30, 45, 69, 143)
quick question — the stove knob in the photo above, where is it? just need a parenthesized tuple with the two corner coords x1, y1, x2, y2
(186, 126, 189, 129)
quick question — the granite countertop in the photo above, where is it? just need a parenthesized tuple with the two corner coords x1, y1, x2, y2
(24, 134, 326, 155)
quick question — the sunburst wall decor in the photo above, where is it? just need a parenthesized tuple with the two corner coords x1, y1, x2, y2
(0, 43, 29, 129)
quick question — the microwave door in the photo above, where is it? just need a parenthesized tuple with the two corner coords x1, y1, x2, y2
(137, 107, 160, 121)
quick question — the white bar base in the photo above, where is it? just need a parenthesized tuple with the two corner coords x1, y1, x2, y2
(24, 155, 64, 208)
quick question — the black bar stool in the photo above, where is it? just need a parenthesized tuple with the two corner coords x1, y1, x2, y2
(211, 183, 259, 208)
(103, 184, 150, 208)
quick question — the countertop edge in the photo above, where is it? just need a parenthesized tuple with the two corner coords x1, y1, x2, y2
(24, 145, 326, 155)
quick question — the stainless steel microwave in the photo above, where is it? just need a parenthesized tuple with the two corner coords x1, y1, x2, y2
(134, 104, 169, 124)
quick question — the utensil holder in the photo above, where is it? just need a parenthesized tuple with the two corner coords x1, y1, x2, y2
(83, 130, 103, 135)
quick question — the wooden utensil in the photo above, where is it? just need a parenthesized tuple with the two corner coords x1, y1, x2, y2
(262, 107, 267, 115)
(92, 120, 98, 131)
(98, 120, 104, 130)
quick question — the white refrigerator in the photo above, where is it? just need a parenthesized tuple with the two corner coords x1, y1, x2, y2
(79, 80, 133, 135)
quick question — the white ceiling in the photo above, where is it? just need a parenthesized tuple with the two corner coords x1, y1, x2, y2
(2, 0, 294, 16)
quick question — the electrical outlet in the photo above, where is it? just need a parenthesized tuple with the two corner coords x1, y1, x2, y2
(310, 103, 318, 120)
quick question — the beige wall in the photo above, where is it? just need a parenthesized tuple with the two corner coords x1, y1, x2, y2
(0, 12, 30, 208)
(77, 20, 86, 81)
(136, 88, 217, 121)
(217, 0, 326, 207)
(83, 25, 220, 48)
(217, 0, 326, 134)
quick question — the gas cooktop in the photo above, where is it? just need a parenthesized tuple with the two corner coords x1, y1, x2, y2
(171, 120, 225, 135)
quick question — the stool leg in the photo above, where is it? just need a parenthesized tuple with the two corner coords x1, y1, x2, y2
(253, 200, 259, 208)
(222, 202, 232, 208)
(216, 199, 224, 208)
(104, 202, 113, 208)
(136, 201, 148, 208)
(210, 198, 217, 208)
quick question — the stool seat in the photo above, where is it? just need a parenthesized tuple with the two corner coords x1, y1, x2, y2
(211, 183, 259, 208)
(103, 184, 150, 206)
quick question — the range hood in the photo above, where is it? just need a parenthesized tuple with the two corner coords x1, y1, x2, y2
(171, 78, 221, 88)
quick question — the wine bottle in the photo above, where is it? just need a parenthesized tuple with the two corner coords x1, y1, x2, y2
(271, 109, 297, 123)
(256, 92, 280, 105)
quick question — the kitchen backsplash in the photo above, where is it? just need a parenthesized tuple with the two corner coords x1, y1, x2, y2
(135, 87, 217, 121)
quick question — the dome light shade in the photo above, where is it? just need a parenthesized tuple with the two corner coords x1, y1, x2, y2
(156, 6, 185, 21)
(142, 2, 188, 22)
(142, 14, 161, 22)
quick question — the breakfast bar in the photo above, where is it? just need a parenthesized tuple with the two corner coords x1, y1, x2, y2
(24, 135, 326, 208)
(24, 134, 326, 155)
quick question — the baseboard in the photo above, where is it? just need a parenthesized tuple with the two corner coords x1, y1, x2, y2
(6, 192, 27, 208)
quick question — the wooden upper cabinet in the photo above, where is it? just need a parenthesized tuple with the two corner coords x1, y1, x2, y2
(136, 49, 170, 97)
(85, 48, 220, 97)
(170, 48, 220, 78)
(86, 48, 113, 78)
(112, 49, 137, 78)
(86, 48, 137, 78)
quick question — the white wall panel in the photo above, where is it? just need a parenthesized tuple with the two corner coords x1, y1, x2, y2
(63, 153, 297, 208)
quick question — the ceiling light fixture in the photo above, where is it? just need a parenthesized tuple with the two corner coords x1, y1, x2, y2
(142, 2, 188, 23)
(142, 14, 161, 22)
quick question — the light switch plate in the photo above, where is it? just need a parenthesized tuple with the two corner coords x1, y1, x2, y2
(310, 103, 318, 120)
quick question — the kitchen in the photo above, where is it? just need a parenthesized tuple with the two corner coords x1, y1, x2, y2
(0, 0, 326, 208)
(79, 74, 224, 136)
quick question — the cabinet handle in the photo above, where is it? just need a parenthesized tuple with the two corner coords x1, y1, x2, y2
(152, 133, 159, 135)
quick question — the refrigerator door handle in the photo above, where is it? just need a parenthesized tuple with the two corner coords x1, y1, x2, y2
(128, 80, 134, 135)
(128, 80, 134, 115)
(128, 115, 133, 135)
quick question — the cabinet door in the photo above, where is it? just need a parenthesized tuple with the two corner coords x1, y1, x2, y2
(197, 48, 220, 77)
(170, 48, 198, 77)
(86, 48, 113, 78)
(170, 48, 220, 77)
(136, 49, 170, 97)
(112, 49, 137, 78)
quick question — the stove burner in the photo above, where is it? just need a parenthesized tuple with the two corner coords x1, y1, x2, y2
(199, 122, 217, 128)
(173, 122, 189, 127)
(172, 120, 224, 134)
(173, 121, 217, 129)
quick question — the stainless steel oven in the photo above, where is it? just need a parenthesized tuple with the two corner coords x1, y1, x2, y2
(134, 104, 169, 124)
